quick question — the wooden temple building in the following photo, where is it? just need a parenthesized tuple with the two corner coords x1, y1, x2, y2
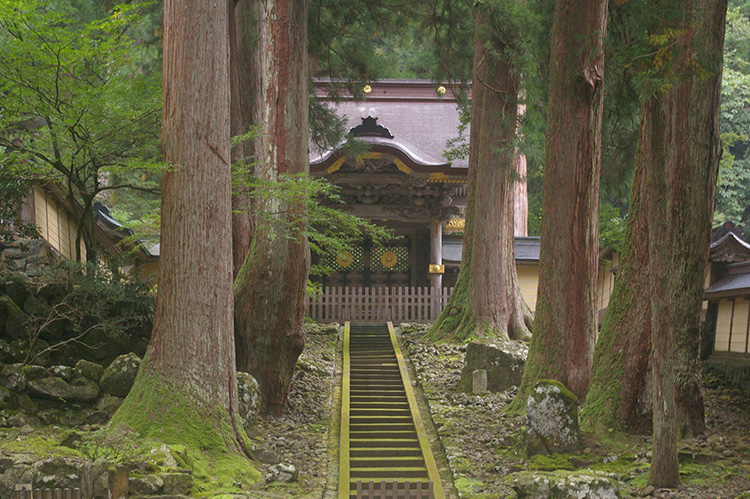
(306, 79, 616, 321)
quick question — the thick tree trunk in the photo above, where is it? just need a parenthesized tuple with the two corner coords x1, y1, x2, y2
(230, 0, 263, 279)
(112, 0, 247, 454)
(645, 95, 680, 488)
(582, 158, 652, 434)
(429, 4, 532, 343)
(583, 0, 725, 440)
(514, 0, 607, 405)
(234, 0, 309, 417)
(669, 0, 725, 437)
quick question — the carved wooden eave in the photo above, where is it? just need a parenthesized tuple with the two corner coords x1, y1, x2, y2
(709, 231, 750, 264)
(310, 138, 467, 183)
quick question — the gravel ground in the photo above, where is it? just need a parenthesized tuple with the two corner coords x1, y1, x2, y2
(244, 324, 339, 498)
(400, 324, 750, 499)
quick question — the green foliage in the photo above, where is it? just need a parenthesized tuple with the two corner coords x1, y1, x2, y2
(0, 172, 39, 243)
(24, 259, 154, 363)
(716, 7, 750, 237)
(599, 202, 626, 252)
(234, 172, 392, 279)
(78, 426, 148, 464)
(0, 0, 162, 257)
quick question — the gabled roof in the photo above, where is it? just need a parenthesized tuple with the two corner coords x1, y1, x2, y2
(442, 236, 541, 265)
(709, 231, 750, 264)
(704, 261, 750, 299)
(311, 79, 471, 177)
(94, 203, 159, 260)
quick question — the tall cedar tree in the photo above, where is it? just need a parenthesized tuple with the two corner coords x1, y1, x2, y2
(234, 0, 310, 417)
(429, 1, 534, 342)
(513, 0, 608, 404)
(230, 0, 263, 278)
(111, 0, 249, 454)
(583, 0, 726, 443)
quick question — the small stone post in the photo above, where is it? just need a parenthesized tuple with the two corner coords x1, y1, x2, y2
(472, 369, 488, 394)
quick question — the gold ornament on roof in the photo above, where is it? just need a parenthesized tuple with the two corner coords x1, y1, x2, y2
(363, 84, 372, 94)
(436, 85, 447, 95)
(337, 250, 354, 268)
(380, 250, 398, 268)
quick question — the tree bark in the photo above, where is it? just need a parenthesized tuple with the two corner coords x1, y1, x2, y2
(112, 0, 247, 454)
(582, 158, 652, 434)
(669, 0, 725, 438)
(645, 95, 680, 488)
(429, 3, 532, 343)
(583, 0, 725, 441)
(233, 0, 309, 417)
(230, 0, 263, 279)
(514, 0, 607, 405)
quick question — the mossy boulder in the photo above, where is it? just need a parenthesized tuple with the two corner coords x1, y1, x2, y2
(129, 473, 164, 495)
(26, 375, 100, 402)
(22, 364, 47, 380)
(99, 352, 141, 397)
(526, 380, 581, 456)
(511, 470, 622, 498)
(76, 327, 131, 365)
(0, 294, 30, 340)
(0, 386, 12, 409)
(18, 456, 84, 492)
(237, 371, 262, 427)
(162, 472, 194, 495)
(47, 365, 74, 381)
(95, 394, 124, 415)
(3, 279, 31, 310)
(0, 364, 27, 392)
(74, 359, 105, 382)
(8, 339, 50, 366)
(458, 339, 528, 393)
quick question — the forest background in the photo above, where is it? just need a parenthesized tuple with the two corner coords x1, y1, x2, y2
(2, 0, 750, 249)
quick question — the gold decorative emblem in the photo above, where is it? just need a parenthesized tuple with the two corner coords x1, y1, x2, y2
(429, 264, 445, 274)
(363, 84, 372, 94)
(337, 250, 354, 268)
(436, 85, 447, 96)
(380, 250, 398, 269)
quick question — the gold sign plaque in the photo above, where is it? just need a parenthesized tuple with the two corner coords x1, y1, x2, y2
(429, 264, 445, 274)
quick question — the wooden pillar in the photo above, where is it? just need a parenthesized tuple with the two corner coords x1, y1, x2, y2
(430, 217, 443, 289)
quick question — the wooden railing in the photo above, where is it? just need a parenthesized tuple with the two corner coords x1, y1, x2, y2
(354, 480, 434, 499)
(13, 488, 83, 499)
(306, 286, 453, 323)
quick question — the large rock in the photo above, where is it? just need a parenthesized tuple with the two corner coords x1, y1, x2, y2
(26, 375, 100, 402)
(0, 364, 27, 392)
(237, 371, 262, 427)
(266, 463, 298, 483)
(0, 294, 30, 340)
(511, 470, 622, 498)
(526, 380, 581, 456)
(75, 360, 105, 383)
(129, 474, 163, 495)
(47, 365, 74, 382)
(458, 340, 528, 393)
(99, 353, 141, 397)
(18, 456, 84, 492)
(161, 473, 193, 495)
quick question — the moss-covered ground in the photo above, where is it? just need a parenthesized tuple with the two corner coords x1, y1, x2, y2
(0, 325, 339, 498)
(402, 324, 750, 499)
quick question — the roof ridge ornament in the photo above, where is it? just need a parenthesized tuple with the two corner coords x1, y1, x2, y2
(349, 116, 394, 139)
